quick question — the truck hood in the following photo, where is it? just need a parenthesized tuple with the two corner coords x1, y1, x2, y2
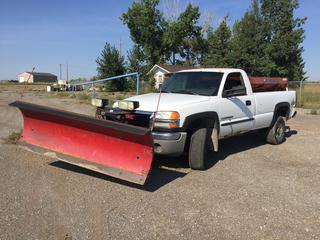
(126, 93, 211, 112)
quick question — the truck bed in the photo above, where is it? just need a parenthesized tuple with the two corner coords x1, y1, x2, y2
(253, 90, 295, 130)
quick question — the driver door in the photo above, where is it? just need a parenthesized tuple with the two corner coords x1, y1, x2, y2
(219, 72, 255, 137)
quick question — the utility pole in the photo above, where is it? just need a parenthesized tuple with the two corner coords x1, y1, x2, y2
(59, 64, 62, 80)
(66, 62, 69, 81)
(119, 38, 122, 56)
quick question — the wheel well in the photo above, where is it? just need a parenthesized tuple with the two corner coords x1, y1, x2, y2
(183, 112, 219, 134)
(182, 112, 220, 152)
(270, 102, 290, 127)
(277, 106, 290, 119)
(186, 118, 213, 133)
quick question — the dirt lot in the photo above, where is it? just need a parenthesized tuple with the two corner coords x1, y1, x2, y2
(0, 84, 319, 240)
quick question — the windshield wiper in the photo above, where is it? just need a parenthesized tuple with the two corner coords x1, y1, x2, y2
(171, 90, 199, 95)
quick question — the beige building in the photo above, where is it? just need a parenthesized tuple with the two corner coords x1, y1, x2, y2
(147, 64, 197, 88)
(18, 72, 57, 83)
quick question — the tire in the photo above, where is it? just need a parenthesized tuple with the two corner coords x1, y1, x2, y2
(189, 128, 209, 170)
(266, 116, 286, 145)
(95, 109, 101, 119)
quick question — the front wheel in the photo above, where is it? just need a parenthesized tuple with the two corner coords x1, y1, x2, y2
(188, 128, 209, 170)
(266, 116, 286, 145)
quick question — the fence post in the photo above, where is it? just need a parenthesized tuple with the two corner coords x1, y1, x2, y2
(299, 80, 303, 105)
(136, 73, 140, 95)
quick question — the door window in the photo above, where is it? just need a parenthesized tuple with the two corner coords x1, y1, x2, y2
(224, 72, 244, 90)
(223, 72, 246, 97)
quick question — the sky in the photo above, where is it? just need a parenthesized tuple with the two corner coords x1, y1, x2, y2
(0, 0, 319, 81)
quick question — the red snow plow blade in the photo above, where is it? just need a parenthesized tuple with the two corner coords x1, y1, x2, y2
(10, 101, 154, 185)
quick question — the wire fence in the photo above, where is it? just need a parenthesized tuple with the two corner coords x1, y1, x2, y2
(288, 81, 320, 110)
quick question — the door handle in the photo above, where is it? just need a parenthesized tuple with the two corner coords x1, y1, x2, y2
(221, 116, 233, 120)
(246, 100, 251, 106)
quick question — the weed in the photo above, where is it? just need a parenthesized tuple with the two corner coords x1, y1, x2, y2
(3, 131, 21, 144)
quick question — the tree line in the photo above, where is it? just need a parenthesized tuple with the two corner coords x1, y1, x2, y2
(96, 0, 306, 91)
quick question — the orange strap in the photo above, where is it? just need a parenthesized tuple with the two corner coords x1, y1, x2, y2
(151, 88, 162, 129)
(20, 67, 35, 99)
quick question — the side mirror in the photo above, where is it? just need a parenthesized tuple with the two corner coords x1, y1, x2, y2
(223, 86, 247, 98)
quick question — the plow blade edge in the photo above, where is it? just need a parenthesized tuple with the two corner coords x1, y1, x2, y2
(10, 101, 154, 185)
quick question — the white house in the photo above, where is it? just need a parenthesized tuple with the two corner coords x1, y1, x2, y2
(147, 64, 197, 88)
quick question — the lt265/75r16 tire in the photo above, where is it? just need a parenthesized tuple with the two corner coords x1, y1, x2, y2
(266, 116, 286, 145)
(188, 128, 209, 170)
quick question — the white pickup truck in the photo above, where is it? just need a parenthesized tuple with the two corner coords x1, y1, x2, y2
(96, 68, 296, 170)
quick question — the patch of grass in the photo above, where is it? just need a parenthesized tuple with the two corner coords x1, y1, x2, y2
(115, 94, 124, 100)
(3, 131, 21, 144)
(310, 109, 318, 115)
(57, 92, 70, 97)
(140, 85, 154, 94)
(77, 93, 90, 101)
(296, 83, 320, 110)
(109, 99, 116, 106)
(47, 91, 71, 99)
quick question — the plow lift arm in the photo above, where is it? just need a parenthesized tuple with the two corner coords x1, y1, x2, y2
(9, 101, 154, 185)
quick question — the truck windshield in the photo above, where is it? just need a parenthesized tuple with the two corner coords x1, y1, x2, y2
(161, 72, 223, 96)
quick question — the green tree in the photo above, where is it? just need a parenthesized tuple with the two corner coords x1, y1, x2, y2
(127, 44, 147, 75)
(96, 43, 126, 91)
(163, 4, 204, 65)
(121, 0, 165, 65)
(260, 0, 306, 80)
(203, 17, 232, 67)
(122, 1, 207, 66)
(126, 44, 151, 90)
(230, 0, 265, 75)
(177, 4, 205, 65)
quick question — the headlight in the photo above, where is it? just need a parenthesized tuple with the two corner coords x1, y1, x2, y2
(154, 111, 180, 128)
(113, 100, 139, 110)
(91, 98, 108, 107)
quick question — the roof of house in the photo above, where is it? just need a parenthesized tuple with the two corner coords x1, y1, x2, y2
(21, 72, 57, 77)
(147, 64, 198, 75)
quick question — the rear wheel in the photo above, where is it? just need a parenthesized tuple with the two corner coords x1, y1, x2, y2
(188, 128, 209, 170)
(266, 116, 286, 145)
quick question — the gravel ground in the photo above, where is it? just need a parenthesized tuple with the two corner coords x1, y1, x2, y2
(0, 85, 319, 240)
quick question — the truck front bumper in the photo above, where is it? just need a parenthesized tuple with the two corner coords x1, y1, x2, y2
(152, 132, 187, 156)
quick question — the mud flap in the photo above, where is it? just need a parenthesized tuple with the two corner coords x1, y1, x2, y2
(10, 101, 154, 185)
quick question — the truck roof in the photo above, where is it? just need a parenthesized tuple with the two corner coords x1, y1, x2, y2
(178, 68, 244, 73)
